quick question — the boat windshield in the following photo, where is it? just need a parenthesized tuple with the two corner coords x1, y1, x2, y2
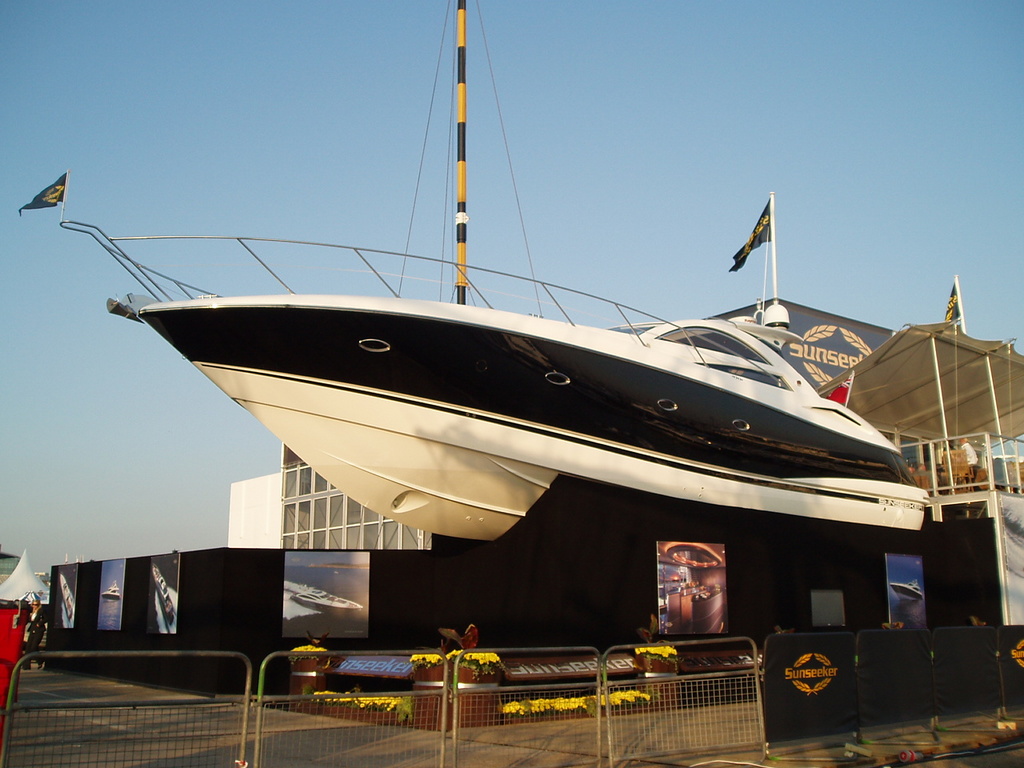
(657, 327, 769, 363)
(659, 327, 790, 389)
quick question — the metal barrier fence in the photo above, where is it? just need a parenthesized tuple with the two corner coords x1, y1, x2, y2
(252, 649, 447, 768)
(603, 637, 764, 767)
(7, 632, 1020, 767)
(0, 650, 251, 768)
(450, 646, 602, 768)
(1, 642, 762, 768)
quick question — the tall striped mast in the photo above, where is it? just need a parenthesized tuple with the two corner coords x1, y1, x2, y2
(454, 0, 469, 305)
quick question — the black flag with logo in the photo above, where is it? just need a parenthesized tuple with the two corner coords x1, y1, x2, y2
(944, 281, 961, 324)
(729, 200, 771, 272)
(19, 173, 67, 216)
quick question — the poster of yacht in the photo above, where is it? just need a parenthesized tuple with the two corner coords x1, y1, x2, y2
(885, 553, 927, 628)
(147, 553, 180, 634)
(97, 558, 126, 631)
(53, 563, 79, 629)
(999, 495, 1024, 625)
(282, 551, 369, 638)
(657, 542, 728, 635)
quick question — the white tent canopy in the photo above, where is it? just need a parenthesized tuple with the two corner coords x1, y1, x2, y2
(820, 322, 1024, 441)
(0, 550, 49, 604)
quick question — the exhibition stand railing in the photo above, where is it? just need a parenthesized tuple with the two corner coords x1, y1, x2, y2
(3, 629, 1024, 768)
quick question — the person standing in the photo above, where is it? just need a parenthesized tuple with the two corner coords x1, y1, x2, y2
(960, 438, 979, 467)
(960, 437, 981, 482)
(23, 598, 47, 668)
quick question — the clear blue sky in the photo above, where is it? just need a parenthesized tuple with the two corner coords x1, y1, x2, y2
(3, 1, 1022, 569)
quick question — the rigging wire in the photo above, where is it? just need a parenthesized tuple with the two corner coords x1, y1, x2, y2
(474, 0, 543, 314)
(403, 0, 542, 312)
(403, 0, 455, 297)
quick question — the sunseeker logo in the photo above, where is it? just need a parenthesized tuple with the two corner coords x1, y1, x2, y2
(785, 653, 839, 695)
(1013, 639, 1024, 670)
(789, 325, 873, 386)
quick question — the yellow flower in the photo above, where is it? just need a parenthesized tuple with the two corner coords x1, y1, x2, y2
(602, 690, 652, 707)
(635, 645, 677, 659)
(313, 692, 407, 712)
(452, 651, 504, 674)
(409, 653, 445, 669)
(501, 695, 597, 717)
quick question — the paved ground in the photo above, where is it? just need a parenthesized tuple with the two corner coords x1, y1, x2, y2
(5, 667, 1024, 767)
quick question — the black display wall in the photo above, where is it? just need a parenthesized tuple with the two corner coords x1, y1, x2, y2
(48, 475, 1000, 693)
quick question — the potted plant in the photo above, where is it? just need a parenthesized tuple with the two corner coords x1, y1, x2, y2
(288, 632, 335, 694)
(634, 614, 678, 676)
(439, 624, 504, 686)
(409, 652, 447, 687)
(451, 650, 504, 684)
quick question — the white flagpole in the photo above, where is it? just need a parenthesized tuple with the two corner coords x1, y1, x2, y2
(954, 274, 967, 334)
(769, 191, 778, 302)
(60, 168, 71, 222)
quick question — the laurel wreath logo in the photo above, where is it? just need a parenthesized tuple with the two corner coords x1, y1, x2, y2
(839, 328, 872, 356)
(789, 652, 835, 695)
(803, 325, 837, 343)
(1015, 639, 1024, 670)
(803, 362, 830, 386)
(799, 325, 872, 385)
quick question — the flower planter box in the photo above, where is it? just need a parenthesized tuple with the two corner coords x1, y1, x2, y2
(289, 659, 327, 694)
(322, 706, 408, 727)
(411, 664, 447, 689)
(503, 709, 594, 724)
(454, 689, 500, 729)
(456, 667, 501, 688)
(412, 694, 446, 731)
(634, 656, 678, 677)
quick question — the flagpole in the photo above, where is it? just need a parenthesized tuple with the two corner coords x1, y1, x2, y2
(60, 168, 71, 222)
(769, 191, 778, 303)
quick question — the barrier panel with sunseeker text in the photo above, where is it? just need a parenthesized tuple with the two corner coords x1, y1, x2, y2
(763, 632, 857, 750)
(998, 625, 1024, 716)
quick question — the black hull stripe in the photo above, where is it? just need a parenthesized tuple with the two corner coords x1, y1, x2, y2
(205, 362, 894, 507)
(143, 304, 910, 487)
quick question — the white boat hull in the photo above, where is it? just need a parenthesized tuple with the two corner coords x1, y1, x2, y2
(199, 359, 924, 539)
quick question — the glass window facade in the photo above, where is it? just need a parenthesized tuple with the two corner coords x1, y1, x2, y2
(280, 446, 431, 551)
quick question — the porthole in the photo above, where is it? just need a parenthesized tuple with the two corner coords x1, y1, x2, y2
(358, 338, 391, 353)
(732, 419, 751, 431)
(657, 399, 678, 411)
(545, 371, 571, 386)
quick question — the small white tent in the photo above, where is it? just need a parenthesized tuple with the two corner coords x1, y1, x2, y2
(0, 551, 49, 604)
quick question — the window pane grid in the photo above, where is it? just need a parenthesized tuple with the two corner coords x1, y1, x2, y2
(277, 459, 429, 551)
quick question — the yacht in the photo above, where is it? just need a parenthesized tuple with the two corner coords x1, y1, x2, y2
(60, 3, 925, 542)
(101, 581, 121, 600)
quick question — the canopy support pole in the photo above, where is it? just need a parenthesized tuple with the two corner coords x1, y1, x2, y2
(930, 335, 950, 440)
(985, 355, 1004, 437)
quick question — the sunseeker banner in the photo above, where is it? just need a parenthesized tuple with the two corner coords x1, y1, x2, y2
(718, 300, 891, 388)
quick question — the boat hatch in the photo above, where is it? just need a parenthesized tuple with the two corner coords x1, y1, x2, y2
(809, 405, 864, 427)
(707, 364, 788, 389)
